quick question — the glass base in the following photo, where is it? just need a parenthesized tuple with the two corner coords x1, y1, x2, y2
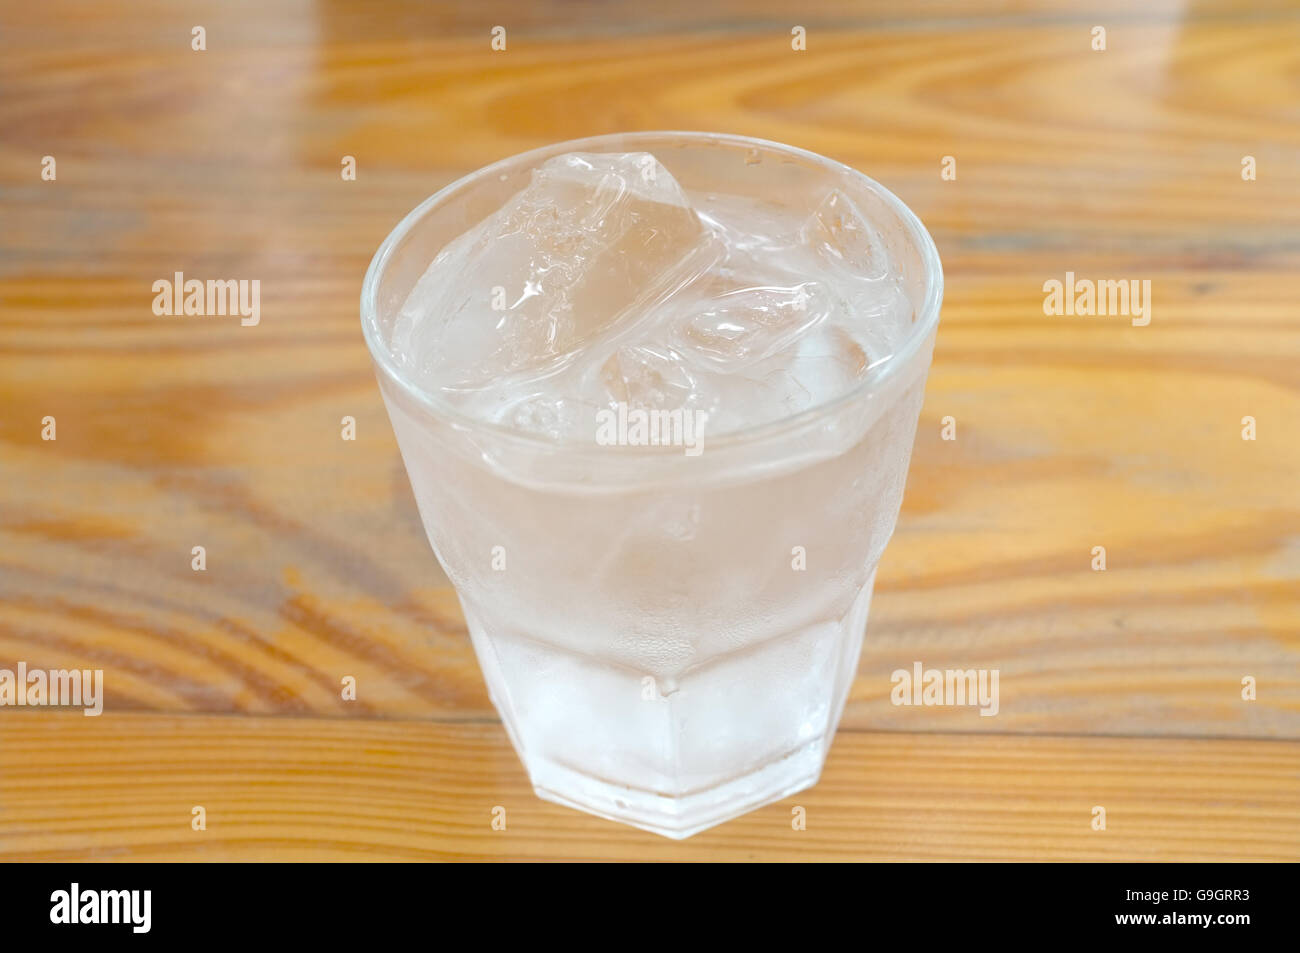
(529, 739, 827, 839)
(467, 575, 874, 838)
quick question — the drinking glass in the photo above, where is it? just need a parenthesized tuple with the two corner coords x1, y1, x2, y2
(361, 132, 942, 838)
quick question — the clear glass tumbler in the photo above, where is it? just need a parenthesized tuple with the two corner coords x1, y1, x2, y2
(361, 132, 942, 838)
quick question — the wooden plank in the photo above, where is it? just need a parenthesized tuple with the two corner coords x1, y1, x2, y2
(1, 712, 1297, 861)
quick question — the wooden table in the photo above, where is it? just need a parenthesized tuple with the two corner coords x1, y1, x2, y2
(1, 0, 1297, 860)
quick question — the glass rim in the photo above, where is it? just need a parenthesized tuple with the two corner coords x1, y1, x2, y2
(360, 130, 943, 454)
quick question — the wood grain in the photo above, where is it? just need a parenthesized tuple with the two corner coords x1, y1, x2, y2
(2, 711, 1297, 861)
(1, 0, 1298, 858)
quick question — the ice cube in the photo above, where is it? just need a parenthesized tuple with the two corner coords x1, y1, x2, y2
(504, 393, 589, 440)
(764, 322, 873, 409)
(800, 189, 891, 281)
(676, 322, 874, 435)
(599, 343, 700, 410)
(394, 152, 716, 391)
(667, 281, 836, 370)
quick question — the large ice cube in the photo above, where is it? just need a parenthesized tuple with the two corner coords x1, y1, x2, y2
(393, 152, 716, 391)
